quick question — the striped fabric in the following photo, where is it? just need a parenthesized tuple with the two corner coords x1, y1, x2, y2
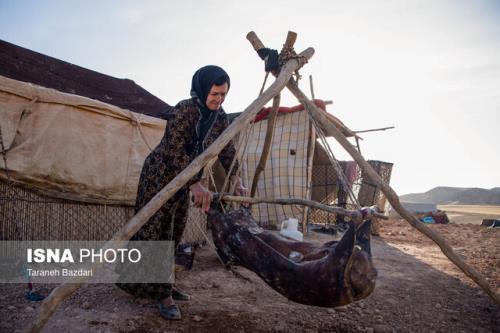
(238, 110, 312, 228)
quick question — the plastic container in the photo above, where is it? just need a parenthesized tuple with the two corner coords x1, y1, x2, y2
(280, 218, 303, 241)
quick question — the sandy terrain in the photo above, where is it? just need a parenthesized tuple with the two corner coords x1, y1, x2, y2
(0, 209, 499, 333)
(438, 205, 500, 225)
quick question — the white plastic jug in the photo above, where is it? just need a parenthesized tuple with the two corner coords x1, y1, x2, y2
(280, 218, 303, 241)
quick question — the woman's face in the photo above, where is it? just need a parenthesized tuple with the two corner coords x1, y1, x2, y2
(205, 83, 229, 111)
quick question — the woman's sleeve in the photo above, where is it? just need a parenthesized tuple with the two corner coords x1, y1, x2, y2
(161, 107, 203, 187)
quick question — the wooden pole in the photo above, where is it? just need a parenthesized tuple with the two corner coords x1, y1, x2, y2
(250, 93, 280, 197)
(309, 75, 315, 99)
(25, 46, 316, 333)
(354, 126, 395, 134)
(247, 31, 265, 51)
(303, 70, 321, 232)
(220, 195, 388, 221)
(302, 118, 316, 234)
(284, 31, 297, 48)
(355, 136, 362, 154)
(247, 31, 500, 306)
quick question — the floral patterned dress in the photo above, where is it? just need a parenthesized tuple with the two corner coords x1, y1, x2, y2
(117, 98, 238, 300)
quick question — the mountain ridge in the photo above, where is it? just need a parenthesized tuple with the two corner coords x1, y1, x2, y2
(400, 186, 500, 205)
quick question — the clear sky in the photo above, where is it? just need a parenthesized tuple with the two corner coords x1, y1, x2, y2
(1, 0, 499, 195)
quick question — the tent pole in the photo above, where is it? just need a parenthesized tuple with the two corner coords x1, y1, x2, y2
(302, 119, 315, 234)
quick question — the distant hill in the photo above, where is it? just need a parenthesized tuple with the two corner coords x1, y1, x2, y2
(400, 187, 500, 205)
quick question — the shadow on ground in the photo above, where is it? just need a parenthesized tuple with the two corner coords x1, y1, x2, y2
(0, 232, 498, 333)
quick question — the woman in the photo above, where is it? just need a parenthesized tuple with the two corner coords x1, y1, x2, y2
(117, 65, 247, 320)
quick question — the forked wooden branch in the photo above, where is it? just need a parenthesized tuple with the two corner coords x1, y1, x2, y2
(25, 46, 316, 333)
(248, 31, 499, 306)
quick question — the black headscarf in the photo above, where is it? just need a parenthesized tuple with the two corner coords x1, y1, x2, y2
(190, 65, 230, 152)
(190, 65, 230, 109)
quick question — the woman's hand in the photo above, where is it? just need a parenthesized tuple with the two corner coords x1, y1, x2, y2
(189, 181, 213, 213)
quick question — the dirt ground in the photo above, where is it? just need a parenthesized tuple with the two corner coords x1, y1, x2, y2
(0, 208, 499, 333)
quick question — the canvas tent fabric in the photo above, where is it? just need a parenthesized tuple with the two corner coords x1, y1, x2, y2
(239, 110, 313, 226)
(0, 75, 166, 205)
(0, 40, 210, 246)
(228, 104, 355, 139)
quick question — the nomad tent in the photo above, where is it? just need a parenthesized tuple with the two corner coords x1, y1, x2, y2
(0, 40, 206, 243)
